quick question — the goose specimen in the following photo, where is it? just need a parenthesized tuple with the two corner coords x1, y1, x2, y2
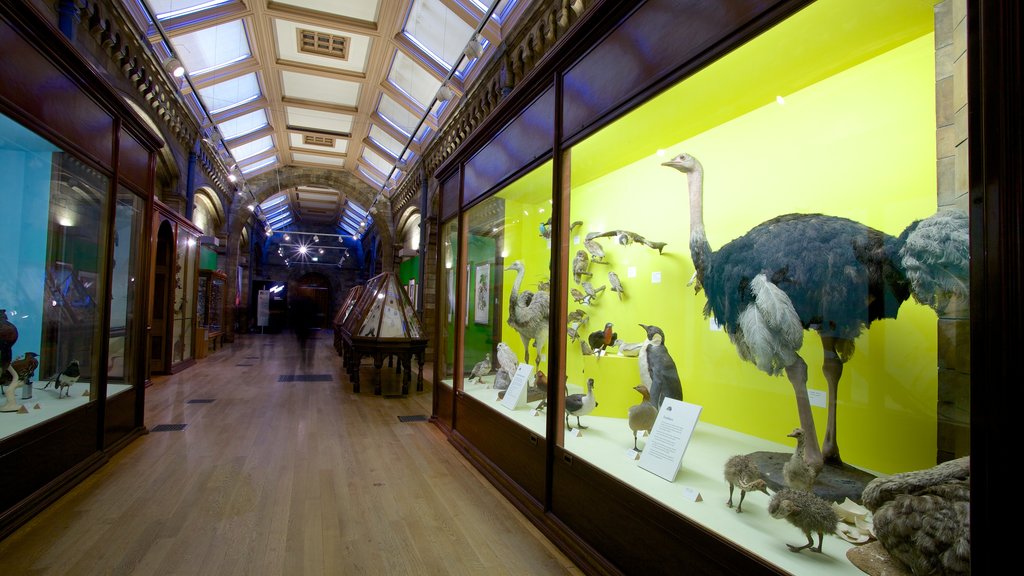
(504, 260, 550, 366)
(627, 385, 657, 451)
(565, 378, 597, 430)
(663, 152, 969, 473)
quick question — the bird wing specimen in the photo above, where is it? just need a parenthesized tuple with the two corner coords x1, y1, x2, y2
(587, 230, 667, 254)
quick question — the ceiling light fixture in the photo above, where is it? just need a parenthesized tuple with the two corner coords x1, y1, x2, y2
(313, 235, 319, 243)
(436, 83, 455, 102)
(464, 34, 485, 60)
(163, 56, 185, 78)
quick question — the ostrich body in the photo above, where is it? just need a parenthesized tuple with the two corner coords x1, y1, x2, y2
(724, 454, 769, 513)
(504, 261, 550, 366)
(862, 457, 970, 576)
(769, 488, 838, 553)
(664, 153, 970, 472)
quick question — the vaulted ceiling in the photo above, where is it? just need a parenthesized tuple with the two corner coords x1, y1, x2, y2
(128, 0, 520, 238)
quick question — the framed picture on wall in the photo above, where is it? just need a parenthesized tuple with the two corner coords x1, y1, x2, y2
(474, 263, 490, 325)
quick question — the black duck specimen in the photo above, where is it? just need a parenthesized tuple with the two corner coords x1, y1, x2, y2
(504, 260, 549, 366)
(769, 488, 838, 553)
(724, 454, 769, 513)
(627, 385, 657, 450)
(565, 378, 597, 431)
(663, 152, 970, 472)
(783, 428, 818, 491)
(862, 457, 970, 576)
(638, 324, 682, 409)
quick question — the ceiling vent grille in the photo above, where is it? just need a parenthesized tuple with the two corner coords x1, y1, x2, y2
(299, 30, 349, 60)
(303, 134, 336, 147)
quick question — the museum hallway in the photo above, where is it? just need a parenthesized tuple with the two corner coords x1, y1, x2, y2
(0, 332, 581, 576)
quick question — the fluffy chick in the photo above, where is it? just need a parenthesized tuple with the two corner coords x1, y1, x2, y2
(768, 489, 838, 553)
(723, 454, 769, 513)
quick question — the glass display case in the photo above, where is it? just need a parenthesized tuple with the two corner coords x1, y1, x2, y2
(458, 162, 553, 438)
(1, 128, 107, 438)
(198, 269, 226, 347)
(107, 187, 147, 398)
(173, 232, 199, 364)
(434, 0, 976, 573)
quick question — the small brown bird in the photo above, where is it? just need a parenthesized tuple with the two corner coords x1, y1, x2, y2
(573, 250, 591, 284)
(723, 454, 769, 513)
(570, 288, 589, 305)
(582, 281, 605, 300)
(769, 488, 838, 553)
(467, 353, 491, 384)
(584, 237, 607, 264)
(627, 385, 657, 451)
(567, 309, 589, 325)
(1, 352, 39, 393)
(608, 271, 624, 300)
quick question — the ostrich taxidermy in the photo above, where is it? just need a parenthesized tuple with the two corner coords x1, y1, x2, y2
(783, 428, 818, 491)
(724, 454, 769, 513)
(769, 488, 838, 554)
(862, 457, 970, 576)
(663, 152, 970, 474)
(504, 261, 550, 366)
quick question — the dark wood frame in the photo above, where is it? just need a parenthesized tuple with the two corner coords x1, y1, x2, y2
(433, 0, 1011, 573)
(0, 2, 160, 539)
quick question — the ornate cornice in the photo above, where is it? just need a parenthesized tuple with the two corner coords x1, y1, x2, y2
(68, 0, 233, 199)
(390, 0, 590, 217)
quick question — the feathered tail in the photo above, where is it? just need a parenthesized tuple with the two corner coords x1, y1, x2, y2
(897, 211, 970, 312)
(731, 273, 803, 375)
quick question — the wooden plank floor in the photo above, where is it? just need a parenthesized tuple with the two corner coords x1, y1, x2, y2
(0, 332, 582, 576)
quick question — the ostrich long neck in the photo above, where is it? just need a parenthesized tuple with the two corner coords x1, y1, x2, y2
(687, 165, 712, 285)
(511, 267, 524, 300)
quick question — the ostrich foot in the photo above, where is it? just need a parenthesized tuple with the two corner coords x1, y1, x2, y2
(822, 438, 843, 466)
(787, 543, 812, 553)
(736, 494, 746, 513)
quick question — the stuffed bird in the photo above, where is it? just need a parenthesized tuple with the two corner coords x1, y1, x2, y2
(638, 324, 682, 409)
(565, 378, 597, 431)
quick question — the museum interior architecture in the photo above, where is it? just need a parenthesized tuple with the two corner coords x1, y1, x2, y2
(0, 0, 1017, 574)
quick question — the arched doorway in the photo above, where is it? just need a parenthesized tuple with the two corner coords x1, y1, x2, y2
(150, 221, 175, 373)
(294, 272, 331, 329)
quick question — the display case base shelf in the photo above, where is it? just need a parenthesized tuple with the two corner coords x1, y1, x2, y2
(448, 431, 621, 576)
(0, 451, 106, 540)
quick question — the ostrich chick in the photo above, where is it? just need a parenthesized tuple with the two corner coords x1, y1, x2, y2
(783, 428, 819, 492)
(627, 385, 657, 451)
(724, 454, 769, 513)
(768, 489, 838, 553)
(565, 378, 597, 431)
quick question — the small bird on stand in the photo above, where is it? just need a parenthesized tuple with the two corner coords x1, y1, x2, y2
(565, 378, 597, 431)
(467, 353, 491, 385)
(588, 323, 617, 356)
(582, 281, 605, 302)
(627, 385, 657, 451)
(45, 359, 82, 398)
(573, 250, 592, 284)
(584, 236, 607, 264)
(608, 271, 625, 300)
(570, 288, 590, 305)
(539, 217, 552, 239)
(638, 324, 682, 409)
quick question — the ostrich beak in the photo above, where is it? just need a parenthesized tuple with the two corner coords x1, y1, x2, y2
(661, 158, 684, 169)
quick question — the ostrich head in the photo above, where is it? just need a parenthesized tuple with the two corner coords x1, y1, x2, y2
(661, 152, 702, 174)
(639, 324, 665, 345)
(787, 428, 804, 440)
(504, 260, 525, 273)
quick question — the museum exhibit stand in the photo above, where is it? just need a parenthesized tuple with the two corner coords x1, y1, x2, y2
(431, 0, 1014, 574)
(0, 4, 159, 538)
(335, 272, 427, 396)
(197, 269, 226, 356)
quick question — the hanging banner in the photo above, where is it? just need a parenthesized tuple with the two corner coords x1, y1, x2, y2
(257, 289, 270, 327)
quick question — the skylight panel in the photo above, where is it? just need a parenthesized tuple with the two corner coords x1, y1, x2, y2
(357, 167, 384, 187)
(150, 0, 233, 20)
(241, 155, 277, 174)
(199, 72, 261, 114)
(348, 202, 368, 217)
(378, 95, 419, 137)
(362, 148, 393, 175)
(267, 213, 292, 227)
(387, 51, 442, 110)
(263, 205, 290, 220)
(403, 0, 474, 70)
(230, 135, 273, 162)
(469, 0, 515, 21)
(219, 109, 268, 140)
(173, 19, 251, 75)
(368, 125, 406, 158)
(260, 193, 288, 209)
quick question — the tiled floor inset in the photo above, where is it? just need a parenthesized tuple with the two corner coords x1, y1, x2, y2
(150, 424, 187, 432)
(278, 374, 333, 382)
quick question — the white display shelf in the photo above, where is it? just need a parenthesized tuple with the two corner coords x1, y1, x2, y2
(450, 376, 866, 575)
(0, 382, 133, 440)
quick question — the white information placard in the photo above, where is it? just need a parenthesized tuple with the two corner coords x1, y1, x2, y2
(638, 399, 703, 482)
(500, 363, 534, 410)
(257, 290, 270, 326)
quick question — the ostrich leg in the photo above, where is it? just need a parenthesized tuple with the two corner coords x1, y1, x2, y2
(784, 356, 824, 473)
(819, 335, 845, 465)
(519, 333, 531, 365)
